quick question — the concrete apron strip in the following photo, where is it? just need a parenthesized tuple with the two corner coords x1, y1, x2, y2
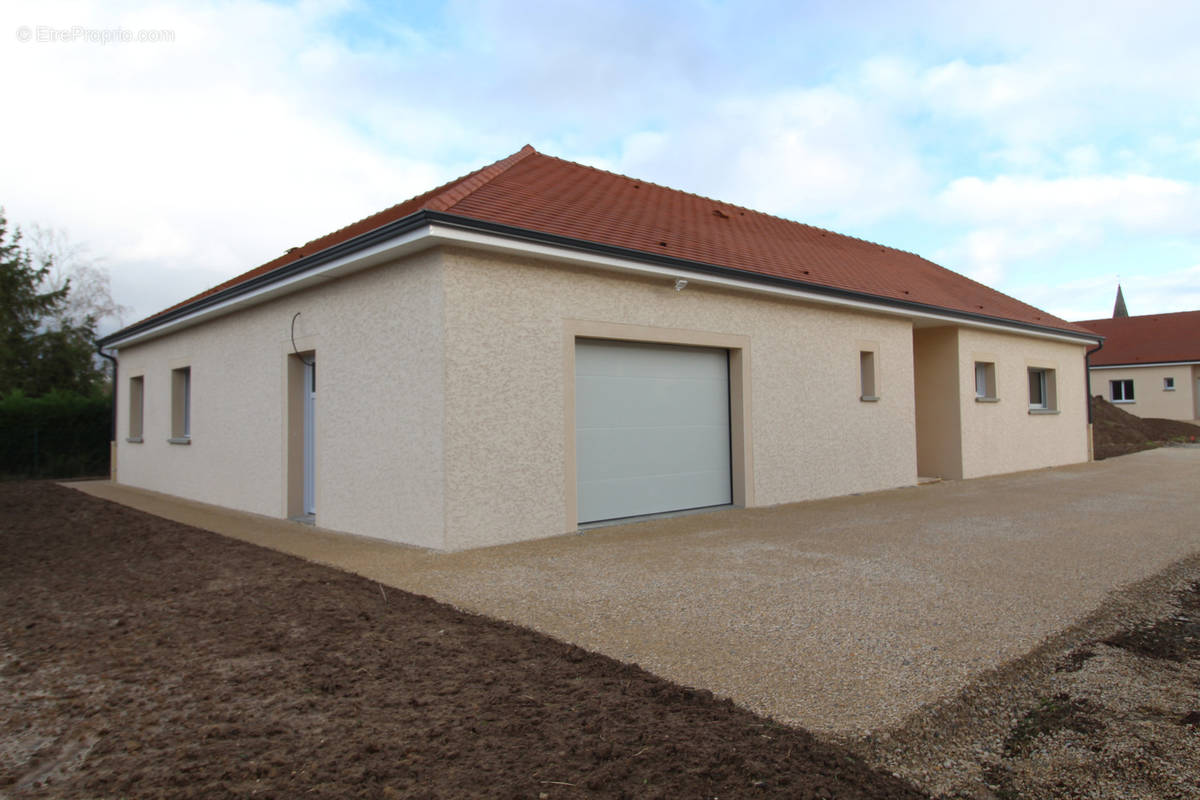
(68, 447, 1200, 736)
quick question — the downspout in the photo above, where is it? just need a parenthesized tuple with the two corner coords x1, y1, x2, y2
(1085, 339, 1104, 423)
(1085, 339, 1104, 461)
(97, 344, 118, 480)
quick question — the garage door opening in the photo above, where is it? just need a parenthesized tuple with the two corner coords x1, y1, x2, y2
(574, 339, 733, 524)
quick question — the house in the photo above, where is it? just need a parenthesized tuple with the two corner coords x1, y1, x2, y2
(1077, 308, 1200, 422)
(99, 145, 1100, 551)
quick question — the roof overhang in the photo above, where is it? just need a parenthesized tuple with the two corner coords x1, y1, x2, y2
(100, 210, 1102, 349)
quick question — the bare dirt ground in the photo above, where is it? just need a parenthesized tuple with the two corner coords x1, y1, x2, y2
(1090, 395, 1200, 460)
(3, 477, 1198, 799)
(0, 481, 924, 800)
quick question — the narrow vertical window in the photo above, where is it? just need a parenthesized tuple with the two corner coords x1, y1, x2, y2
(170, 366, 191, 442)
(183, 369, 190, 436)
(974, 362, 996, 400)
(1029, 369, 1046, 408)
(127, 376, 144, 442)
(859, 350, 877, 401)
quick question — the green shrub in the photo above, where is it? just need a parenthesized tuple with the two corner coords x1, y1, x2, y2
(0, 390, 110, 479)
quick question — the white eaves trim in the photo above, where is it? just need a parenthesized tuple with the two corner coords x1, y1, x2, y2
(1089, 361, 1200, 370)
(106, 220, 1100, 349)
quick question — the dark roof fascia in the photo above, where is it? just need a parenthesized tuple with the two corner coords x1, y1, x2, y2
(102, 209, 1100, 346)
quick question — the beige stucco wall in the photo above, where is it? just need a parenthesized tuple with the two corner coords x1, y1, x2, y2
(1088, 364, 1200, 421)
(113, 243, 1097, 552)
(913, 327, 964, 480)
(115, 251, 447, 548)
(958, 328, 1090, 479)
(439, 248, 919, 550)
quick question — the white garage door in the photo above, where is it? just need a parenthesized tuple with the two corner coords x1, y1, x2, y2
(575, 339, 732, 524)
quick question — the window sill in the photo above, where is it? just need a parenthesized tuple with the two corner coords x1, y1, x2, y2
(974, 396, 1000, 403)
(1111, 399, 1135, 404)
(125, 436, 144, 443)
(1163, 388, 1176, 392)
(167, 437, 191, 445)
(1028, 408, 1060, 415)
(860, 395, 880, 403)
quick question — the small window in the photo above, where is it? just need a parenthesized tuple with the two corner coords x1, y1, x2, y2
(859, 350, 878, 401)
(1164, 377, 1175, 391)
(1110, 379, 1135, 403)
(127, 376, 144, 442)
(974, 361, 997, 400)
(1028, 367, 1057, 411)
(170, 367, 191, 442)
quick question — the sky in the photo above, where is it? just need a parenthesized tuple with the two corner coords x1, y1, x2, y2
(3, 0, 1199, 331)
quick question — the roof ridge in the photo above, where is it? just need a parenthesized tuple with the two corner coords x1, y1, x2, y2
(532, 151, 922, 258)
(424, 144, 537, 212)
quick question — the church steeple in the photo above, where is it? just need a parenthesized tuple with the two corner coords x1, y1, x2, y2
(1112, 284, 1129, 318)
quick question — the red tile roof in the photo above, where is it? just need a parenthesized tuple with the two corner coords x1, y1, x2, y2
(1076, 310, 1200, 366)
(126, 145, 1095, 338)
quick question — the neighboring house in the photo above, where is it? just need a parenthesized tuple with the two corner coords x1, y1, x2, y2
(1077, 309, 1200, 422)
(99, 146, 1100, 551)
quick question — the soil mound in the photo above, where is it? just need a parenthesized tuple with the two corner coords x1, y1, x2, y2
(1090, 395, 1200, 460)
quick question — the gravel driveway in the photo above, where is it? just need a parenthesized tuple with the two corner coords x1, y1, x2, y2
(74, 446, 1200, 736)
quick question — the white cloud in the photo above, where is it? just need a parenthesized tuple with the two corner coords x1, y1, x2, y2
(1017, 264, 1200, 321)
(858, 2, 1200, 169)
(940, 174, 1198, 231)
(932, 173, 1200, 288)
(0, 0, 476, 321)
(858, 55, 1082, 163)
(609, 88, 929, 227)
(1063, 145, 1101, 174)
(2, 0, 1199, 326)
(940, 226, 1098, 287)
(919, 59, 1064, 118)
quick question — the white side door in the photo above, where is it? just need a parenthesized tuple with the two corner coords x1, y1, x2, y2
(303, 361, 316, 515)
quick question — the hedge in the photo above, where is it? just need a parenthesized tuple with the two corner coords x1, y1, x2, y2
(0, 390, 111, 479)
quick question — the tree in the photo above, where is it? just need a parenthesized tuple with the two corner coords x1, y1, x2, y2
(0, 210, 107, 397)
(28, 223, 127, 334)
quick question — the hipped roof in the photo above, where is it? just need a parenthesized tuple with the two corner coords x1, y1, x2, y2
(112, 145, 1096, 341)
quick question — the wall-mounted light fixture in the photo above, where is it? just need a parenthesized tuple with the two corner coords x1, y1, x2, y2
(674, 279, 688, 291)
